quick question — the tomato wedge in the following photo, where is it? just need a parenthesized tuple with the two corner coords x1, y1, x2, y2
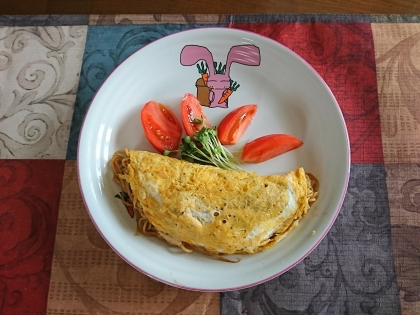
(218, 104, 258, 145)
(241, 134, 303, 163)
(140, 100, 182, 153)
(181, 93, 211, 136)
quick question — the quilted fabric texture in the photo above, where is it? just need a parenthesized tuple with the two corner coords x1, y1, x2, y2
(1, 14, 420, 315)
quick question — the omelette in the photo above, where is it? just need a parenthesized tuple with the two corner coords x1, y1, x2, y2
(111, 150, 317, 259)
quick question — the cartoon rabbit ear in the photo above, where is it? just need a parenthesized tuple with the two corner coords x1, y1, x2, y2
(180, 45, 215, 75)
(225, 45, 261, 76)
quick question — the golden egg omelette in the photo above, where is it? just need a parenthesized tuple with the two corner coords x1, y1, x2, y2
(111, 149, 318, 260)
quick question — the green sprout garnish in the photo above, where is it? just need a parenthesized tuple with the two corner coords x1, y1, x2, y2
(164, 118, 241, 171)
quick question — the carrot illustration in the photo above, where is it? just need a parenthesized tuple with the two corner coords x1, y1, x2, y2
(196, 61, 208, 85)
(218, 79, 240, 104)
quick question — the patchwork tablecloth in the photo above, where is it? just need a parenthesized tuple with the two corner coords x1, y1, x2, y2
(1, 14, 420, 315)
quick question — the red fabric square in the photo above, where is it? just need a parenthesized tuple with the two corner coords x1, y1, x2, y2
(229, 22, 384, 164)
(0, 160, 65, 313)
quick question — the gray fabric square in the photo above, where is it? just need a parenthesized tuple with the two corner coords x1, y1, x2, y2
(221, 164, 400, 315)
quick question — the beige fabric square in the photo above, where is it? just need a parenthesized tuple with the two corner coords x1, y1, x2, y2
(0, 26, 87, 159)
(47, 160, 220, 315)
(89, 14, 228, 25)
(385, 164, 420, 227)
(385, 164, 420, 314)
(372, 23, 420, 164)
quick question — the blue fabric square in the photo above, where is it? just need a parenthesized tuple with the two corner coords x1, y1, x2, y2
(66, 24, 226, 159)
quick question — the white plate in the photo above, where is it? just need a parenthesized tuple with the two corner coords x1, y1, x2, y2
(78, 27, 350, 292)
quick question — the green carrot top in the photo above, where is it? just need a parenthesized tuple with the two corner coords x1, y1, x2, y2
(196, 61, 208, 75)
(213, 62, 226, 75)
(229, 79, 240, 91)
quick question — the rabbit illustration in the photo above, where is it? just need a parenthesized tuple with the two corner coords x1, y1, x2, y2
(181, 44, 261, 108)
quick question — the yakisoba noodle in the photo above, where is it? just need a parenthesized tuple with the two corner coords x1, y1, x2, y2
(112, 150, 199, 254)
(111, 149, 319, 261)
(306, 173, 319, 204)
(111, 149, 159, 237)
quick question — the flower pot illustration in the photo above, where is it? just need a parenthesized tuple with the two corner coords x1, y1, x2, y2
(195, 77, 211, 107)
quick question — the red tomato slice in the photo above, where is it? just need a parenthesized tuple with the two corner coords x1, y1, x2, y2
(241, 134, 303, 163)
(140, 101, 182, 153)
(181, 93, 211, 136)
(218, 104, 258, 145)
